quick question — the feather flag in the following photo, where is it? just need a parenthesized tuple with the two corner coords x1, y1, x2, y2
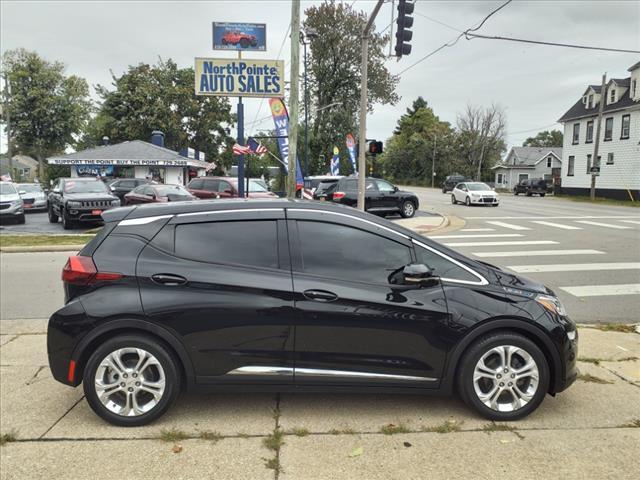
(331, 146, 340, 176)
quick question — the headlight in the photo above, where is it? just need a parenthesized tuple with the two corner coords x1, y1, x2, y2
(111, 199, 121, 206)
(535, 294, 567, 316)
(67, 201, 82, 208)
(471, 193, 480, 197)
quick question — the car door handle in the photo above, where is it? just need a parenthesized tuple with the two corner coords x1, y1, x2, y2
(151, 274, 187, 286)
(302, 289, 338, 302)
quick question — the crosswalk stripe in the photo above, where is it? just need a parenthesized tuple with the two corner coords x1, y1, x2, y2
(507, 262, 640, 273)
(474, 249, 605, 258)
(486, 221, 531, 230)
(531, 221, 582, 230)
(460, 228, 495, 232)
(575, 220, 633, 229)
(560, 284, 640, 297)
(431, 234, 523, 239)
(444, 240, 557, 247)
(620, 220, 640, 225)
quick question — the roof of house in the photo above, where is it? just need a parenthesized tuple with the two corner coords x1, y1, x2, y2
(493, 147, 562, 170)
(559, 82, 638, 123)
(612, 78, 630, 87)
(628, 61, 640, 72)
(47, 140, 208, 167)
(0, 155, 38, 170)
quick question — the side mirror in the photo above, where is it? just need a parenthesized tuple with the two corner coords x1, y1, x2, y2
(402, 263, 435, 284)
(393, 185, 399, 192)
(53, 187, 61, 194)
(224, 188, 233, 195)
(110, 186, 115, 191)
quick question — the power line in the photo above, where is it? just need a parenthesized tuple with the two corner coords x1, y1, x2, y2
(413, 11, 463, 34)
(465, 33, 640, 54)
(396, 0, 513, 76)
(509, 123, 561, 135)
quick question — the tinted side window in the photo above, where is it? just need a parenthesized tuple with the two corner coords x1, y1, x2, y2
(202, 180, 220, 192)
(414, 244, 479, 283)
(120, 180, 135, 188)
(297, 221, 411, 284)
(344, 179, 357, 191)
(175, 220, 279, 269)
(189, 179, 203, 189)
(217, 181, 233, 193)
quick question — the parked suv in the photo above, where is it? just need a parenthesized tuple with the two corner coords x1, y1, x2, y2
(47, 199, 578, 426)
(109, 178, 154, 201)
(513, 178, 547, 197)
(332, 177, 419, 218)
(442, 175, 469, 193)
(187, 176, 277, 199)
(47, 178, 120, 229)
(0, 182, 25, 224)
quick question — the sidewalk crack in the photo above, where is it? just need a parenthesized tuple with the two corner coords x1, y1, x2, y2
(38, 395, 85, 439)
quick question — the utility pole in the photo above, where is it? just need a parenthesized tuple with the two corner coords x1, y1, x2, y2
(590, 73, 606, 200)
(237, 51, 245, 198)
(3, 73, 12, 178)
(288, 0, 301, 199)
(431, 135, 436, 188)
(357, 0, 385, 211)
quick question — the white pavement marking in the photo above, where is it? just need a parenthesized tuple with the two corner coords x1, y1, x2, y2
(486, 221, 531, 230)
(507, 262, 640, 273)
(464, 215, 640, 220)
(531, 221, 582, 230)
(460, 228, 495, 232)
(575, 220, 633, 229)
(620, 220, 640, 225)
(560, 284, 640, 297)
(617, 345, 629, 352)
(431, 233, 523, 239)
(444, 240, 557, 247)
(474, 249, 605, 258)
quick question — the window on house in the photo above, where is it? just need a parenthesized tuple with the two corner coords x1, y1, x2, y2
(497, 173, 504, 184)
(588, 94, 594, 108)
(567, 156, 575, 176)
(586, 121, 594, 143)
(546, 157, 552, 168)
(621, 114, 630, 139)
(586, 154, 592, 174)
(518, 173, 529, 183)
(633, 80, 637, 98)
(610, 88, 616, 103)
(604, 117, 613, 141)
(607, 152, 614, 165)
(572, 123, 580, 144)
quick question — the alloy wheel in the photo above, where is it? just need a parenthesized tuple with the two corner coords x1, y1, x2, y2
(94, 347, 166, 417)
(403, 201, 415, 217)
(472, 345, 539, 413)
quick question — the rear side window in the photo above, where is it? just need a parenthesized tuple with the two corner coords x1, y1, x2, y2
(202, 180, 220, 192)
(119, 180, 135, 188)
(175, 220, 279, 269)
(189, 179, 203, 189)
(414, 244, 479, 283)
(296, 221, 411, 284)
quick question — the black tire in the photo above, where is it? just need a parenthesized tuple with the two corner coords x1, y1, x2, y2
(491, 203, 499, 207)
(513, 190, 518, 196)
(540, 193, 546, 197)
(400, 200, 416, 218)
(221, 39, 228, 45)
(442, 187, 446, 194)
(526, 192, 532, 197)
(48, 205, 58, 223)
(451, 194, 457, 204)
(16, 214, 25, 224)
(465, 196, 471, 206)
(83, 334, 181, 427)
(457, 332, 549, 421)
(61, 208, 74, 230)
(240, 38, 249, 48)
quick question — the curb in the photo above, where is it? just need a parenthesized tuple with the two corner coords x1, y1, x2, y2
(0, 245, 82, 253)
(418, 214, 466, 236)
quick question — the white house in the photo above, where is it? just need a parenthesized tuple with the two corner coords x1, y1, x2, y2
(557, 61, 640, 200)
(492, 147, 562, 190)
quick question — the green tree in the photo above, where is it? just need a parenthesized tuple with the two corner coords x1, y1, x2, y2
(88, 58, 235, 169)
(303, 0, 400, 175)
(1, 49, 92, 179)
(523, 129, 563, 147)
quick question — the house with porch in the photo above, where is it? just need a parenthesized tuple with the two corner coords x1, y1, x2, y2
(492, 146, 562, 191)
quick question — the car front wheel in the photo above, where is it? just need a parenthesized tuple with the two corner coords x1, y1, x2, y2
(457, 332, 549, 421)
(451, 194, 457, 204)
(83, 334, 180, 426)
(400, 200, 416, 218)
(61, 209, 74, 230)
(465, 196, 471, 206)
(48, 205, 58, 223)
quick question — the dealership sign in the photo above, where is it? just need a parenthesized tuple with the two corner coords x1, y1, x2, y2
(49, 159, 192, 167)
(212, 22, 266, 51)
(195, 58, 284, 97)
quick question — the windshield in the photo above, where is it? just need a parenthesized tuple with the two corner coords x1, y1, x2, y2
(156, 185, 191, 196)
(0, 183, 17, 195)
(248, 179, 268, 192)
(63, 180, 108, 194)
(467, 183, 491, 191)
(17, 184, 43, 193)
(316, 181, 338, 193)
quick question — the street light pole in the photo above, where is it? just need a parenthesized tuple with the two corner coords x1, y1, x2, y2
(431, 135, 437, 189)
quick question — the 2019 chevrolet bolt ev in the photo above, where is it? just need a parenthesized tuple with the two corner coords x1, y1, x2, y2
(47, 199, 578, 426)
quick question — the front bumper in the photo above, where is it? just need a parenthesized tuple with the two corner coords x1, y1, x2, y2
(0, 203, 24, 217)
(469, 196, 499, 205)
(555, 323, 579, 393)
(66, 206, 116, 222)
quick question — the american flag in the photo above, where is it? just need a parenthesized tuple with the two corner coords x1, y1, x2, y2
(232, 143, 251, 155)
(247, 137, 268, 155)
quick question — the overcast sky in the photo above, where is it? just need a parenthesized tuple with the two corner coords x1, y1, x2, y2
(1, 0, 639, 156)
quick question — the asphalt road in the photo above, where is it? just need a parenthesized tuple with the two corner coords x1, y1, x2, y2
(409, 187, 640, 324)
(0, 211, 97, 234)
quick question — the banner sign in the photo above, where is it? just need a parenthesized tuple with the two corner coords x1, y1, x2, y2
(346, 133, 357, 174)
(50, 159, 194, 167)
(195, 58, 284, 98)
(331, 146, 340, 176)
(268, 97, 304, 187)
(75, 165, 114, 177)
(212, 22, 266, 52)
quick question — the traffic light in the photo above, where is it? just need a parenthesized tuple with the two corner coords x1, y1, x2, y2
(395, 0, 414, 58)
(368, 140, 383, 155)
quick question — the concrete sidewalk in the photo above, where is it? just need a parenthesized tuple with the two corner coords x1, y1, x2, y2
(1, 319, 638, 479)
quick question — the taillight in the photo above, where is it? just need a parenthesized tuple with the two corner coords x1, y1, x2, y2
(333, 191, 346, 200)
(62, 255, 123, 285)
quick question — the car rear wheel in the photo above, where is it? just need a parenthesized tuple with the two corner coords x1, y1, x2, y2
(48, 205, 58, 223)
(83, 334, 180, 426)
(513, 190, 518, 196)
(465, 196, 471, 206)
(457, 332, 549, 421)
(540, 193, 546, 197)
(400, 200, 416, 218)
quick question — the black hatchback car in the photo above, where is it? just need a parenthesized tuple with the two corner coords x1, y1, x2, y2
(332, 177, 419, 218)
(48, 200, 578, 426)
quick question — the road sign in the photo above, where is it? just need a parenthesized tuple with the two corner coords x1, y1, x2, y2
(590, 166, 600, 175)
(194, 58, 284, 97)
(212, 22, 266, 51)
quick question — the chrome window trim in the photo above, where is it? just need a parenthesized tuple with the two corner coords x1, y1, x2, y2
(295, 368, 437, 382)
(412, 239, 489, 286)
(227, 366, 293, 376)
(177, 207, 284, 218)
(287, 208, 409, 239)
(119, 214, 173, 226)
